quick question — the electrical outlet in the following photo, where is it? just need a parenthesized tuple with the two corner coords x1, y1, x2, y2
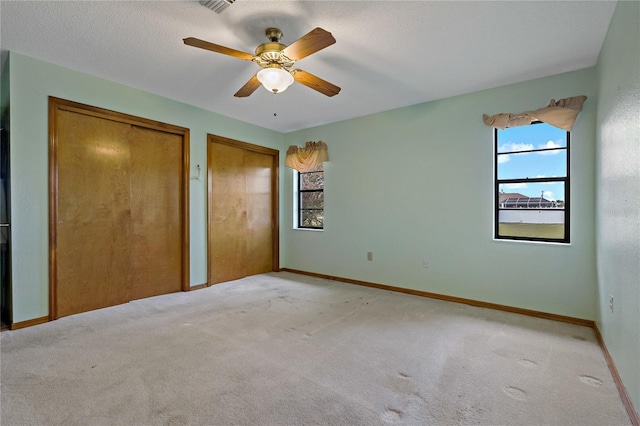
(609, 295, 614, 313)
(423, 257, 430, 268)
(367, 252, 373, 261)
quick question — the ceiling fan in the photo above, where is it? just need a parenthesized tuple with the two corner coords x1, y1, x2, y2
(184, 27, 341, 98)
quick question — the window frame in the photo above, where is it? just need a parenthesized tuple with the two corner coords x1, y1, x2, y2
(494, 122, 570, 244)
(296, 164, 324, 230)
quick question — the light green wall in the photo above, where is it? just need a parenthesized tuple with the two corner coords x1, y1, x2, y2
(8, 53, 602, 323)
(8, 52, 285, 323)
(595, 0, 640, 416)
(284, 68, 598, 320)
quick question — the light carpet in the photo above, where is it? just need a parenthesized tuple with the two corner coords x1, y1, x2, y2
(0, 272, 631, 425)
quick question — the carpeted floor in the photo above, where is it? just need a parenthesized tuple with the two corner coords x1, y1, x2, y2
(0, 272, 631, 425)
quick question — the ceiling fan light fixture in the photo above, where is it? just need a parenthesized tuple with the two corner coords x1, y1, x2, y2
(257, 67, 294, 94)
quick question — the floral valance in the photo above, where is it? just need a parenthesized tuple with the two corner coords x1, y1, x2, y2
(483, 95, 587, 131)
(285, 141, 328, 172)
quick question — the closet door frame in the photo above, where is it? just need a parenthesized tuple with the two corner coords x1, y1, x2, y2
(206, 134, 280, 285)
(48, 97, 190, 320)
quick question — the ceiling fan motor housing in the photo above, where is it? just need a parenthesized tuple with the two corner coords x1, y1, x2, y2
(254, 42, 294, 69)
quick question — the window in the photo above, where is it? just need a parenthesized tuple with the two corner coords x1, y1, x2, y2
(296, 163, 324, 229)
(494, 122, 569, 243)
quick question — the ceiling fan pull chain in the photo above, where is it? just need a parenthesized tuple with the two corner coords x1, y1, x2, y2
(273, 92, 278, 117)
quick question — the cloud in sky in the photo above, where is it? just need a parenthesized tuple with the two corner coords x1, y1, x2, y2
(497, 141, 536, 163)
(536, 140, 563, 155)
(543, 191, 555, 200)
(498, 141, 534, 153)
(498, 139, 563, 162)
(498, 140, 563, 155)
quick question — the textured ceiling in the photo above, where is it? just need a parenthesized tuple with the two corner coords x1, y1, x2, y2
(1, 1, 616, 133)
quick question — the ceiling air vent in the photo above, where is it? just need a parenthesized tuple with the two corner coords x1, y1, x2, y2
(199, 0, 235, 14)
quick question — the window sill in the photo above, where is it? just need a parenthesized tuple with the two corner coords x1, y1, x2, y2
(492, 237, 570, 246)
(293, 227, 324, 232)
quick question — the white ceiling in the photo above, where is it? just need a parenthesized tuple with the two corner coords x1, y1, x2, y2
(1, 1, 616, 133)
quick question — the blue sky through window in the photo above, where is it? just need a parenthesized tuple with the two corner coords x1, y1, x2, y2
(496, 123, 567, 202)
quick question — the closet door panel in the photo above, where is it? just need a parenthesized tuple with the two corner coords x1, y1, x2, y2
(209, 142, 247, 284)
(56, 110, 131, 317)
(129, 127, 183, 300)
(244, 150, 273, 277)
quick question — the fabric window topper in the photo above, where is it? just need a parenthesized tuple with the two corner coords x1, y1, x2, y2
(285, 141, 328, 172)
(483, 95, 587, 131)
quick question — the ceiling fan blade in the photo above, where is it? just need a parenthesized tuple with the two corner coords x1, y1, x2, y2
(292, 69, 341, 97)
(282, 28, 336, 61)
(234, 74, 262, 97)
(183, 37, 255, 61)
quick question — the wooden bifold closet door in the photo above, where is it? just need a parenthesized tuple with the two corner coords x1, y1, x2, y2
(208, 135, 279, 285)
(50, 98, 189, 319)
